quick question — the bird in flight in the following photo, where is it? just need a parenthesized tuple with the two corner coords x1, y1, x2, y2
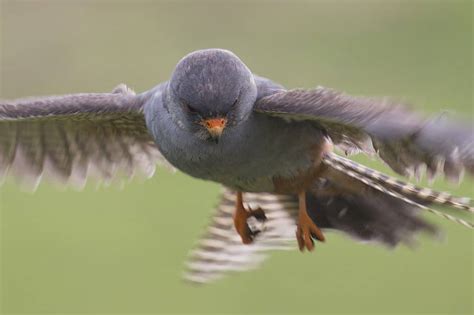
(1, 49, 472, 283)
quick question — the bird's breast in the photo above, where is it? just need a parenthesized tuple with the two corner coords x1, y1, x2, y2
(149, 103, 327, 192)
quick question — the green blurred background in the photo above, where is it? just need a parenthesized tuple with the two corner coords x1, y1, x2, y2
(1, 0, 472, 314)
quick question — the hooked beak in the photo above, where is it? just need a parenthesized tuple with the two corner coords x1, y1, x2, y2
(200, 117, 227, 141)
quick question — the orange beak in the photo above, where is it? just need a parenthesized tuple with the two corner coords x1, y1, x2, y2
(200, 117, 227, 138)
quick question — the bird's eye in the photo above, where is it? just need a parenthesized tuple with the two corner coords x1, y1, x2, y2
(183, 102, 198, 114)
(231, 91, 241, 109)
(187, 104, 198, 113)
(231, 99, 238, 109)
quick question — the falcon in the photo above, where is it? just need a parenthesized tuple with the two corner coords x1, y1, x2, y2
(1, 49, 472, 283)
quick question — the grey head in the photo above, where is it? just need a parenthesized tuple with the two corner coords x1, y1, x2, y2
(165, 49, 257, 142)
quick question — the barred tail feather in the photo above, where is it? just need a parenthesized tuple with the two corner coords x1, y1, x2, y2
(183, 190, 299, 284)
(323, 153, 474, 229)
(326, 153, 473, 213)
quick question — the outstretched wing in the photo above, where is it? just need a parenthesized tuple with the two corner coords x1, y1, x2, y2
(254, 86, 474, 181)
(184, 189, 299, 284)
(0, 84, 170, 189)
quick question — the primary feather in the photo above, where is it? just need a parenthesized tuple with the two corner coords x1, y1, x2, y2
(0, 84, 168, 188)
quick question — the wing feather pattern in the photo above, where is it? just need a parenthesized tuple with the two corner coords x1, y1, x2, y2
(255, 86, 473, 181)
(184, 189, 299, 284)
(0, 84, 171, 188)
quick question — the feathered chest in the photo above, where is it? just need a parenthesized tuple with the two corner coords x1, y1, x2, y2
(147, 101, 326, 192)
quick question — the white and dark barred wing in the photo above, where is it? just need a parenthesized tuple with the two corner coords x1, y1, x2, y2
(0, 84, 170, 188)
(255, 87, 474, 181)
(321, 153, 473, 230)
(324, 153, 473, 213)
(184, 189, 299, 284)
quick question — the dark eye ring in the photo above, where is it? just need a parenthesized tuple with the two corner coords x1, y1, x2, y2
(231, 98, 238, 108)
(187, 104, 198, 113)
(182, 101, 198, 114)
(231, 91, 241, 109)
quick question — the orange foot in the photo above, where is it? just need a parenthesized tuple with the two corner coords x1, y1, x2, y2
(296, 191, 325, 251)
(233, 191, 267, 244)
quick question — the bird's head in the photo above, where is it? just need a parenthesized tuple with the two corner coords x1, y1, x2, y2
(166, 49, 257, 142)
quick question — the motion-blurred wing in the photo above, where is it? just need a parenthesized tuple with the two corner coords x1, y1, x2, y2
(0, 84, 170, 188)
(184, 189, 299, 284)
(184, 171, 451, 284)
(255, 86, 474, 181)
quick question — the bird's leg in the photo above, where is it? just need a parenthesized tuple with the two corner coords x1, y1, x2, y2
(233, 191, 267, 244)
(296, 191, 325, 251)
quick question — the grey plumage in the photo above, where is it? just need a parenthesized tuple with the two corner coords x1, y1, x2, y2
(0, 85, 170, 188)
(255, 86, 474, 181)
(1, 48, 472, 284)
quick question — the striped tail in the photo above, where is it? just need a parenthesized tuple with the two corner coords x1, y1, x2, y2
(323, 153, 474, 229)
